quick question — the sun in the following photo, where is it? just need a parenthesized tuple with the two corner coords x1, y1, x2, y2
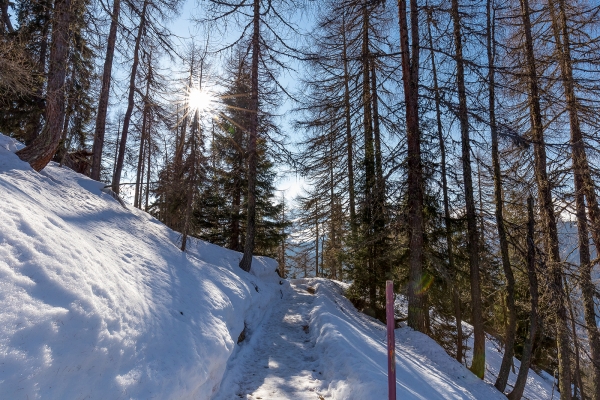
(187, 87, 214, 114)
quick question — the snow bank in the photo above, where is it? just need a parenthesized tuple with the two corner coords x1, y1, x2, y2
(306, 279, 555, 399)
(0, 134, 280, 399)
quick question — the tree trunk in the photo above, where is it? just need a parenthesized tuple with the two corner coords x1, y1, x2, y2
(239, 0, 260, 272)
(134, 70, 151, 209)
(90, 0, 121, 181)
(112, 117, 121, 179)
(314, 199, 320, 277)
(342, 12, 357, 235)
(564, 277, 586, 400)
(145, 117, 151, 211)
(175, 65, 194, 174)
(329, 129, 336, 280)
(426, 11, 463, 363)
(181, 111, 198, 252)
(518, 0, 571, 395)
(361, 1, 377, 308)
(487, 0, 517, 390)
(370, 56, 385, 226)
(17, 0, 72, 171)
(450, 0, 485, 378)
(1, 0, 14, 33)
(397, 0, 425, 332)
(112, 0, 148, 194)
(508, 196, 540, 400)
(547, 0, 600, 396)
(29, 3, 52, 144)
(230, 158, 242, 251)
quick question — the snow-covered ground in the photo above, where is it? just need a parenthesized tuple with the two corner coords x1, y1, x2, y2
(0, 134, 281, 399)
(0, 133, 556, 399)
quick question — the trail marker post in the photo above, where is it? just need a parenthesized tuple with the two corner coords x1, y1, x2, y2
(386, 280, 396, 400)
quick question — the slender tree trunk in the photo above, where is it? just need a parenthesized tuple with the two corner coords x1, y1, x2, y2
(519, 0, 571, 395)
(181, 111, 198, 252)
(449, 0, 485, 378)
(1, 0, 14, 33)
(134, 72, 151, 209)
(175, 65, 194, 173)
(239, 0, 260, 272)
(487, 0, 516, 390)
(398, 0, 425, 332)
(57, 64, 75, 164)
(112, 117, 121, 179)
(370, 50, 388, 293)
(564, 277, 586, 400)
(508, 196, 540, 400)
(90, 0, 121, 180)
(329, 130, 336, 280)
(547, 1, 600, 396)
(315, 209, 319, 277)
(17, 0, 72, 171)
(370, 57, 385, 224)
(426, 12, 463, 362)
(230, 125, 242, 252)
(230, 170, 242, 251)
(112, 0, 148, 194)
(361, 2, 377, 307)
(29, 3, 51, 144)
(279, 195, 286, 277)
(145, 117, 151, 211)
(342, 14, 357, 234)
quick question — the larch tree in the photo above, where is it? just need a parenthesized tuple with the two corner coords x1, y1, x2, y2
(518, 0, 572, 395)
(203, 0, 301, 272)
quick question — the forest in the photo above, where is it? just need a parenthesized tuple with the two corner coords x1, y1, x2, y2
(1, 0, 600, 398)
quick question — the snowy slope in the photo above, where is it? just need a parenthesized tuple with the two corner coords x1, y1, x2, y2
(309, 279, 557, 399)
(0, 134, 281, 399)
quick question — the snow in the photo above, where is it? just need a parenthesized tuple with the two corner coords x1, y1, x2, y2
(217, 277, 556, 399)
(0, 133, 557, 399)
(0, 134, 281, 399)
(466, 325, 558, 399)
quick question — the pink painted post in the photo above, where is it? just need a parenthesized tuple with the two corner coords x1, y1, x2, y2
(386, 280, 396, 400)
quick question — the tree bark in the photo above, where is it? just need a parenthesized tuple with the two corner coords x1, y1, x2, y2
(112, 0, 148, 194)
(17, 0, 72, 171)
(518, 0, 571, 395)
(90, 0, 121, 180)
(239, 0, 260, 272)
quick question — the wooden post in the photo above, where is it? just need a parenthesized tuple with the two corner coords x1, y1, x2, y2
(386, 280, 396, 399)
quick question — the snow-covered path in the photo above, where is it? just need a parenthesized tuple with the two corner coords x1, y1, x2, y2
(214, 280, 326, 400)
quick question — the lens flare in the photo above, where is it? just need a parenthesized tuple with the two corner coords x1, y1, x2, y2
(187, 87, 214, 114)
(416, 272, 434, 295)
